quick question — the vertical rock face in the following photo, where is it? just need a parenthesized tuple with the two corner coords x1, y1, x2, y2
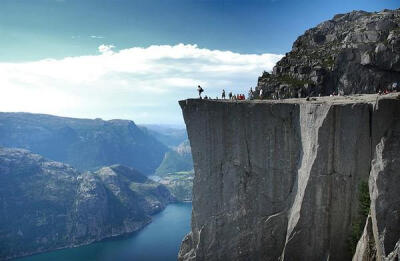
(178, 94, 400, 261)
(369, 99, 400, 261)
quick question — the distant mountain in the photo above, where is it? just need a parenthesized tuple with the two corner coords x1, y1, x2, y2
(140, 124, 188, 148)
(155, 140, 193, 176)
(159, 171, 194, 202)
(0, 112, 168, 175)
(140, 127, 194, 201)
(0, 147, 174, 260)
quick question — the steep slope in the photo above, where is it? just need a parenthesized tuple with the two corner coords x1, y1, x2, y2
(354, 99, 400, 261)
(159, 171, 194, 202)
(178, 94, 400, 261)
(156, 140, 193, 176)
(0, 148, 174, 260)
(155, 140, 194, 202)
(257, 9, 400, 99)
(0, 112, 168, 174)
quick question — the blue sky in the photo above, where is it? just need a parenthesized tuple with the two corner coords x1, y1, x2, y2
(0, 0, 399, 124)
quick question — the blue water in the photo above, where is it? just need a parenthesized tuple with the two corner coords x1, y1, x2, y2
(18, 203, 192, 261)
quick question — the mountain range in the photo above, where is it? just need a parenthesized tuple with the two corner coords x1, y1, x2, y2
(0, 147, 174, 260)
(0, 112, 168, 175)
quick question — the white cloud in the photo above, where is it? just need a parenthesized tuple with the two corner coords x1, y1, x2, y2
(90, 35, 105, 39)
(98, 44, 115, 54)
(0, 44, 282, 124)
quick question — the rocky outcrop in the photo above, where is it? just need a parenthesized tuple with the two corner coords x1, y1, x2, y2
(178, 93, 400, 260)
(353, 215, 376, 261)
(257, 9, 400, 99)
(0, 148, 174, 260)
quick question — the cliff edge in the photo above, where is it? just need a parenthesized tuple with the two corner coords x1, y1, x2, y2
(178, 93, 400, 261)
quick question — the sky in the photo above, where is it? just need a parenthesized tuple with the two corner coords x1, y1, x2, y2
(0, 0, 399, 125)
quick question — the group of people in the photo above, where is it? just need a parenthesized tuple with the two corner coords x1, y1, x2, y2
(377, 82, 399, 95)
(197, 85, 255, 101)
(221, 89, 246, 100)
(196, 82, 400, 101)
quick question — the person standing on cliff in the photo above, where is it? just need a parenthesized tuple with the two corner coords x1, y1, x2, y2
(229, 91, 232, 100)
(222, 89, 226, 99)
(259, 89, 263, 100)
(248, 87, 253, 100)
(197, 85, 204, 99)
(393, 82, 398, 92)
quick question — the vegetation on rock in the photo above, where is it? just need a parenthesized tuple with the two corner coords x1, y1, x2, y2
(350, 180, 371, 255)
(159, 171, 194, 202)
(156, 140, 193, 177)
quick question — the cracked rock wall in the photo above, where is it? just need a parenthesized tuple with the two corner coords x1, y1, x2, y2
(178, 96, 399, 261)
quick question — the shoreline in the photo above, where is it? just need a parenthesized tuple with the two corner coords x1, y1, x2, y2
(12, 202, 193, 261)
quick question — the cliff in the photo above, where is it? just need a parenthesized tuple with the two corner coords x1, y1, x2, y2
(0, 148, 174, 260)
(257, 9, 400, 98)
(178, 93, 400, 260)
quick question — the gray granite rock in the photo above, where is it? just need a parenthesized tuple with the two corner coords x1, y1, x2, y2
(369, 98, 400, 261)
(257, 9, 400, 99)
(353, 215, 376, 261)
(178, 94, 400, 261)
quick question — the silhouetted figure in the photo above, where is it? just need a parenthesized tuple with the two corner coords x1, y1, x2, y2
(392, 82, 398, 92)
(229, 91, 232, 99)
(376, 83, 383, 94)
(222, 89, 226, 99)
(297, 89, 302, 98)
(248, 88, 253, 100)
(197, 85, 204, 98)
